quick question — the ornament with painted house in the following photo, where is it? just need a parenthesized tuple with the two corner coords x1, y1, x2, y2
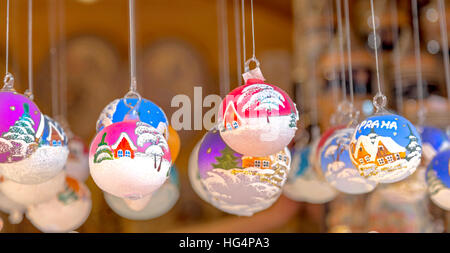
(218, 72, 299, 157)
(349, 114, 422, 183)
(89, 120, 172, 200)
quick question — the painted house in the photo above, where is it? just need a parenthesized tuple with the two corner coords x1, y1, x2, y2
(111, 132, 137, 159)
(47, 122, 64, 147)
(242, 149, 289, 169)
(351, 135, 406, 167)
(223, 102, 242, 131)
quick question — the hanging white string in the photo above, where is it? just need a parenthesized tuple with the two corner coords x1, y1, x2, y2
(233, 0, 242, 85)
(327, 0, 339, 105)
(217, 0, 230, 97)
(343, 0, 354, 106)
(5, 0, 9, 76)
(244, 0, 259, 71)
(2, 0, 13, 90)
(58, 0, 68, 122)
(391, 0, 403, 113)
(411, 0, 425, 125)
(25, 0, 33, 99)
(336, 0, 347, 102)
(369, 0, 386, 111)
(250, 0, 255, 59)
(438, 0, 450, 103)
(128, 0, 137, 94)
(241, 0, 246, 68)
(49, 0, 59, 117)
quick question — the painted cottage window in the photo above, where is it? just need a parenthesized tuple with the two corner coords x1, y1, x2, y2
(118, 150, 123, 157)
(395, 153, 400, 160)
(365, 155, 370, 162)
(254, 160, 261, 167)
(377, 158, 385, 165)
(232, 121, 239, 129)
(359, 158, 364, 164)
(125, 150, 131, 157)
(278, 154, 283, 160)
(262, 161, 270, 168)
(385, 155, 394, 163)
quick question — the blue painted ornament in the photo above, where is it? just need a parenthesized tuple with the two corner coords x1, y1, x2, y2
(320, 128, 377, 194)
(283, 140, 337, 204)
(96, 98, 169, 139)
(349, 114, 422, 184)
(426, 149, 450, 210)
(418, 126, 449, 162)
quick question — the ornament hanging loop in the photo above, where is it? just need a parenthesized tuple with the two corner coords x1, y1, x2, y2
(244, 56, 260, 72)
(373, 92, 387, 112)
(1, 72, 14, 92)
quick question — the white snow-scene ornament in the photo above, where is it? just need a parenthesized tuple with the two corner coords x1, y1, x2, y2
(320, 128, 377, 194)
(1, 115, 69, 184)
(349, 114, 422, 183)
(198, 128, 291, 216)
(283, 139, 337, 204)
(0, 170, 66, 206)
(104, 166, 179, 220)
(218, 78, 299, 157)
(0, 175, 25, 224)
(26, 176, 91, 233)
(89, 120, 172, 200)
(65, 136, 89, 182)
(426, 149, 450, 211)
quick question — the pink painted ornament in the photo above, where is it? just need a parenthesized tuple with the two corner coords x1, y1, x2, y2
(89, 120, 172, 199)
(218, 79, 299, 157)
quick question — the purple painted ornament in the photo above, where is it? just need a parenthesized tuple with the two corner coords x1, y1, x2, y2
(0, 91, 44, 164)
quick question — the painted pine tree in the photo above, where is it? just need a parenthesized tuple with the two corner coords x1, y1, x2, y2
(289, 112, 297, 128)
(212, 146, 241, 170)
(57, 186, 79, 205)
(94, 132, 113, 163)
(2, 103, 36, 143)
(406, 125, 421, 161)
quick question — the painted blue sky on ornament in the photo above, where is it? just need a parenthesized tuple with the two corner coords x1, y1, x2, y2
(169, 166, 179, 186)
(99, 98, 168, 132)
(320, 131, 353, 174)
(418, 126, 449, 151)
(427, 149, 450, 188)
(294, 146, 311, 177)
(354, 114, 421, 148)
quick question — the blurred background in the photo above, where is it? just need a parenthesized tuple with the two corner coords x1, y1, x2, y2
(0, 0, 449, 232)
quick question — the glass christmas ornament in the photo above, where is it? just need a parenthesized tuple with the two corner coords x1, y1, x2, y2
(26, 176, 91, 233)
(167, 126, 180, 162)
(188, 137, 211, 202)
(349, 114, 422, 183)
(96, 98, 169, 139)
(418, 126, 450, 163)
(218, 78, 299, 157)
(65, 136, 89, 182)
(89, 120, 171, 200)
(198, 128, 291, 216)
(0, 91, 44, 164)
(0, 180, 25, 224)
(426, 149, 450, 210)
(320, 128, 377, 194)
(1, 115, 69, 184)
(283, 140, 337, 204)
(104, 166, 179, 220)
(0, 170, 66, 206)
